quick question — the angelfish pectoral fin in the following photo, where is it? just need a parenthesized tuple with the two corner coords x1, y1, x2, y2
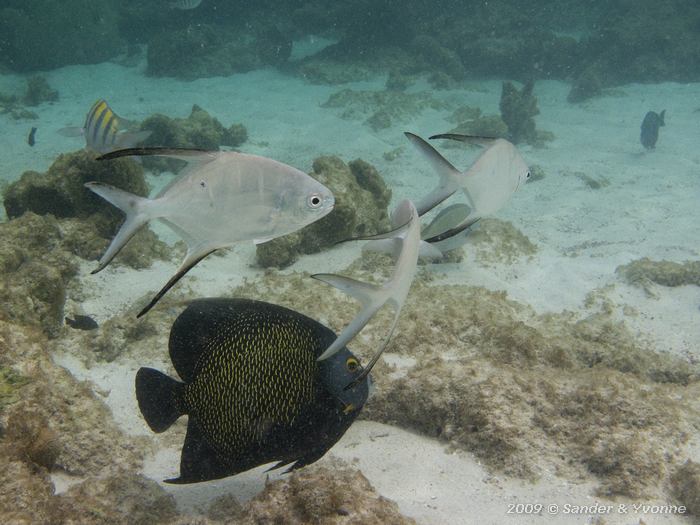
(311, 274, 385, 361)
(137, 246, 218, 318)
(85, 182, 152, 273)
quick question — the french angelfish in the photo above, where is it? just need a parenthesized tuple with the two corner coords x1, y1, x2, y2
(313, 199, 421, 386)
(58, 99, 151, 156)
(135, 297, 369, 483)
(88, 147, 335, 317)
(640, 110, 665, 150)
(405, 132, 530, 241)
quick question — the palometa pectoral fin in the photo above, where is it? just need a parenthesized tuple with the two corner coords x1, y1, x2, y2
(137, 246, 218, 318)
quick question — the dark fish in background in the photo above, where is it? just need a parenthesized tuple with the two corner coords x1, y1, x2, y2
(135, 298, 370, 484)
(65, 314, 99, 331)
(640, 110, 665, 149)
(57, 99, 151, 155)
(169, 0, 202, 9)
(27, 127, 37, 147)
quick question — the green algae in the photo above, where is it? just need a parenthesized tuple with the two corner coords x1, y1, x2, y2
(321, 88, 452, 131)
(0, 366, 30, 411)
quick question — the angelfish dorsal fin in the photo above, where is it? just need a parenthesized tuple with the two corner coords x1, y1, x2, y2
(167, 298, 245, 382)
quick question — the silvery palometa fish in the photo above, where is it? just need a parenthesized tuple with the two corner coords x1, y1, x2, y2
(87, 147, 335, 317)
(58, 99, 152, 156)
(313, 199, 421, 383)
(135, 297, 369, 483)
(406, 132, 530, 236)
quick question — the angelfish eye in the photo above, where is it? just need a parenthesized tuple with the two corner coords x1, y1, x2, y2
(307, 193, 322, 209)
(346, 357, 359, 373)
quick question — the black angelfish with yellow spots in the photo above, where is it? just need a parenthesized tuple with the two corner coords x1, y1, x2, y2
(135, 297, 370, 484)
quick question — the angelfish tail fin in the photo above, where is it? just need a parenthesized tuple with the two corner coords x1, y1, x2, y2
(85, 182, 153, 273)
(135, 367, 186, 433)
(311, 273, 383, 360)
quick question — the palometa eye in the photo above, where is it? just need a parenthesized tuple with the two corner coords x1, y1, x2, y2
(307, 193, 322, 208)
(346, 357, 359, 372)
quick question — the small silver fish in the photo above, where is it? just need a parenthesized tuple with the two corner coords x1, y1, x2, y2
(406, 133, 530, 230)
(58, 99, 151, 155)
(88, 147, 335, 317)
(313, 199, 421, 378)
(169, 0, 202, 9)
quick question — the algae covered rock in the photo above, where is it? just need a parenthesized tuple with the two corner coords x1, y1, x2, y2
(321, 88, 451, 131)
(616, 258, 700, 288)
(0, 213, 79, 336)
(243, 458, 415, 524)
(499, 80, 553, 146)
(671, 461, 700, 516)
(443, 106, 509, 140)
(147, 23, 292, 80)
(140, 105, 247, 172)
(3, 150, 147, 222)
(55, 472, 178, 524)
(0, 0, 123, 72)
(1, 149, 172, 273)
(22, 76, 59, 106)
(256, 156, 391, 268)
(567, 67, 603, 103)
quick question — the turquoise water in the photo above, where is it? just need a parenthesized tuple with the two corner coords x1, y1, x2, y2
(1, 2, 699, 524)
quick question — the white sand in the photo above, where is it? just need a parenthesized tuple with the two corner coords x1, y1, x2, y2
(4, 50, 699, 523)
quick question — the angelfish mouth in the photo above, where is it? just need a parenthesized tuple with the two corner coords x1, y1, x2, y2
(342, 403, 356, 414)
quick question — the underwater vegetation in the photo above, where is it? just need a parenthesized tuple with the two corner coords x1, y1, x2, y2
(0, 76, 59, 121)
(499, 81, 553, 146)
(321, 88, 451, 132)
(139, 105, 248, 172)
(1, 0, 697, 93)
(227, 268, 700, 501)
(0, 152, 174, 334)
(0, 0, 123, 72)
(146, 23, 292, 79)
(617, 258, 700, 289)
(257, 156, 391, 268)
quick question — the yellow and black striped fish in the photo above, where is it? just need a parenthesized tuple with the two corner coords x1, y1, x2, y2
(135, 298, 369, 484)
(58, 99, 151, 155)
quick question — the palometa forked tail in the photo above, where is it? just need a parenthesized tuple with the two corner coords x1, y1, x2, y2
(85, 182, 153, 273)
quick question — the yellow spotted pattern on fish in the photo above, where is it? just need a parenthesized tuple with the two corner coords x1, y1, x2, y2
(134, 298, 369, 483)
(182, 315, 318, 457)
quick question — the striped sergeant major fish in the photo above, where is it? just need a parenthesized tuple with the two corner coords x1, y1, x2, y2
(58, 99, 151, 155)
